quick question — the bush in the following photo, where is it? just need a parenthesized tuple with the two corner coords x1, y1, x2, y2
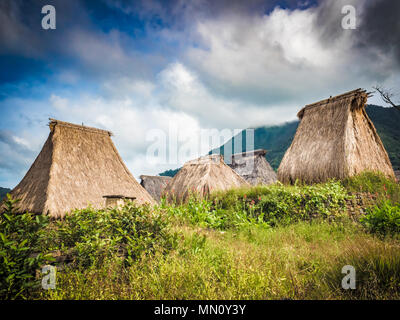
(44, 202, 178, 269)
(360, 200, 400, 236)
(161, 196, 248, 230)
(210, 181, 349, 227)
(0, 195, 50, 299)
(343, 171, 400, 203)
(164, 181, 349, 229)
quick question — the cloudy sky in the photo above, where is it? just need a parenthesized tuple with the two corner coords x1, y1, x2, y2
(0, 0, 399, 188)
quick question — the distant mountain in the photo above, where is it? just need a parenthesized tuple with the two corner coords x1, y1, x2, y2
(159, 168, 180, 177)
(365, 105, 400, 170)
(0, 187, 11, 200)
(161, 105, 400, 176)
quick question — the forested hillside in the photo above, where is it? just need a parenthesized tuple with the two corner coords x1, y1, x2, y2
(0, 187, 11, 200)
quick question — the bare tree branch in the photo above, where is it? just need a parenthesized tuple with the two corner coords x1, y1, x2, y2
(373, 85, 400, 112)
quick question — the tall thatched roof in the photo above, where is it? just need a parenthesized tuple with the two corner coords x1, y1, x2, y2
(278, 89, 395, 184)
(140, 175, 172, 203)
(228, 149, 277, 185)
(8, 119, 155, 218)
(163, 154, 248, 203)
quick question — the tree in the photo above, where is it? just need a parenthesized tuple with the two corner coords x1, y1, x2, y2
(373, 86, 400, 112)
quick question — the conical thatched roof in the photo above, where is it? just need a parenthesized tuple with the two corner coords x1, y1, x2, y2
(140, 175, 172, 203)
(163, 154, 249, 203)
(8, 119, 155, 218)
(278, 89, 395, 184)
(228, 149, 277, 185)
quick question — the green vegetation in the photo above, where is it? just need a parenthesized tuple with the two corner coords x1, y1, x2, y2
(0, 195, 51, 299)
(367, 105, 400, 170)
(41, 203, 178, 270)
(0, 187, 11, 200)
(1, 172, 399, 300)
(361, 200, 400, 236)
(159, 168, 180, 177)
(343, 171, 400, 203)
(162, 181, 349, 230)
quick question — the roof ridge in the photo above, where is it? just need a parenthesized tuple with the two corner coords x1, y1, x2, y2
(297, 88, 367, 119)
(48, 118, 113, 136)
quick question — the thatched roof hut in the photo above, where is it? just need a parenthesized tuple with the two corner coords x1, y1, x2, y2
(163, 154, 248, 203)
(8, 119, 155, 218)
(140, 175, 172, 202)
(228, 149, 277, 185)
(278, 89, 395, 184)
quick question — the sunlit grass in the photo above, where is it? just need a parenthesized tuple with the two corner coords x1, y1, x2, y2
(43, 219, 400, 300)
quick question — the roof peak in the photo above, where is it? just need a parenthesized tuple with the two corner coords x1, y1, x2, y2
(297, 88, 369, 119)
(48, 118, 113, 136)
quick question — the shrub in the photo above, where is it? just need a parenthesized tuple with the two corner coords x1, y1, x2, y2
(343, 171, 400, 203)
(210, 181, 349, 227)
(161, 196, 248, 230)
(360, 200, 400, 236)
(163, 181, 349, 229)
(0, 195, 50, 299)
(44, 202, 178, 269)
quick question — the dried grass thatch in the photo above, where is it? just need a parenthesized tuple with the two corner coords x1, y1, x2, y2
(140, 175, 172, 203)
(163, 154, 248, 203)
(228, 149, 277, 185)
(278, 89, 395, 184)
(8, 119, 155, 218)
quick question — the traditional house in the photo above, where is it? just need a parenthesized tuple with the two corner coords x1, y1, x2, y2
(9, 119, 155, 218)
(140, 175, 172, 203)
(163, 154, 248, 203)
(278, 89, 395, 183)
(228, 149, 277, 185)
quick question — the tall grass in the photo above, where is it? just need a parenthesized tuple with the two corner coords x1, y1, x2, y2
(343, 171, 400, 203)
(42, 220, 400, 300)
(2, 171, 399, 300)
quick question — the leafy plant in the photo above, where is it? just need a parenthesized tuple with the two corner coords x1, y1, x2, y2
(0, 194, 50, 299)
(45, 202, 178, 269)
(343, 171, 400, 203)
(360, 200, 400, 236)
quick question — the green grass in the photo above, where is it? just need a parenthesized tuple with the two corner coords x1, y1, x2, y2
(343, 171, 400, 203)
(42, 220, 400, 300)
(1, 172, 400, 300)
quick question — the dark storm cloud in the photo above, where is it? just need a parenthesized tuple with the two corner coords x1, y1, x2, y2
(0, 0, 166, 87)
(0, 0, 91, 56)
(357, 0, 400, 66)
(314, 0, 400, 66)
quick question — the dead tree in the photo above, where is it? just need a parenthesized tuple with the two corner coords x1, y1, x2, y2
(373, 85, 400, 112)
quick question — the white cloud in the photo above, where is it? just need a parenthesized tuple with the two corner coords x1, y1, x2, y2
(158, 62, 299, 128)
(183, 3, 394, 109)
(2, 0, 400, 188)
